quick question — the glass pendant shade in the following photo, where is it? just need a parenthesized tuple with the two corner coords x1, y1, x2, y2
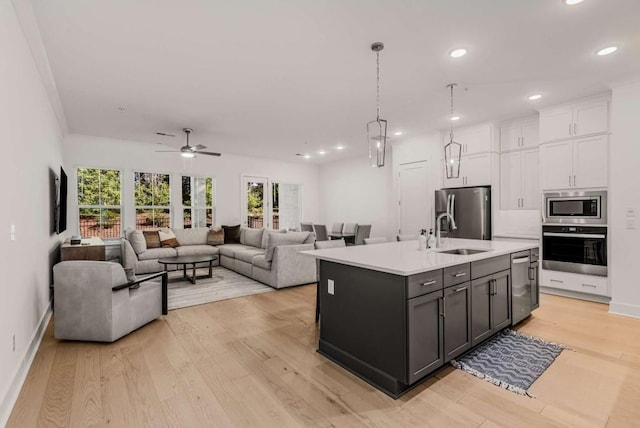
(444, 138, 462, 178)
(367, 118, 387, 168)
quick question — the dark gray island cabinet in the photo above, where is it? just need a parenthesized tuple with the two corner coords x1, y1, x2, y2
(316, 248, 536, 398)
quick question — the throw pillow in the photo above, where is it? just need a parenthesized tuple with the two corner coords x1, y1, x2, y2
(127, 229, 147, 254)
(158, 228, 179, 248)
(261, 229, 286, 249)
(265, 232, 308, 262)
(222, 225, 241, 244)
(207, 227, 225, 245)
(142, 230, 161, 249)
(161, 238, 180, 248)
(244, 228, 264, 248)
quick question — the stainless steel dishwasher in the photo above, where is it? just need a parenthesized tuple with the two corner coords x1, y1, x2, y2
(511, 250, 532, 325)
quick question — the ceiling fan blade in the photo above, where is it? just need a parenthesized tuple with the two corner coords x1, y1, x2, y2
(197, 151, 222, 157)
(156, 132, 176, 137)
(194, 144, 207, 150)
(155, 150, 180, 153)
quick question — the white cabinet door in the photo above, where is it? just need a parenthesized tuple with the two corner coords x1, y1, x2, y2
(459, 124, 492, 155)
(540, 141, 573, 190)
(574, 98, 609, 137)
(540, 107, 572, 143)
(573, 136, 608, 188)
(521, 149, 540, 209)
(500, 152, 521, 209)
(464, 153, 491, 187)
(521, 119, 540, 149)
(499, 124, 521, 152)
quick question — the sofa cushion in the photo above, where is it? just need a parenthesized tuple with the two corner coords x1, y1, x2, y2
(265, 233, 308, 262)
(242, 228, 264, 248)
(222, 225, 241, 244)
(252, 255, 272, 270)
(217, 244, 254, 258)
(143, 231, 161, 249)
(175, 245, 220, 257)
(174, 228, 209, 246)
(235, 249, 266, 264)
(261, 229, 286, 249)
(207, 227, 224, 245)
(127, 229, 147, 254)
(286, 231, 315, 244)
(137, 247, 177, 261)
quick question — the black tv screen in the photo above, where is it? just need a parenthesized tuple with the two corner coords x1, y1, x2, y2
(57, 166, 68, 234)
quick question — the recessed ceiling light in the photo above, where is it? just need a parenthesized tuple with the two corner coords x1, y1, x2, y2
(596, 46, 618, 56)
(449, 48, 467, 58)
(303, 154, 311, 159)
(318, 150, 326, 155)
(394, 131, 403, 136)
(450, 116, 460, 121)
(565, 0, 584, 5)
(336, 145, 345, 150)
(528, 94, 542, 101)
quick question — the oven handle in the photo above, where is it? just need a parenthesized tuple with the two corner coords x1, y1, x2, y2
(543, 232, 606, 239)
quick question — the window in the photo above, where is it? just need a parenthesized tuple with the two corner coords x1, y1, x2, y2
(273, 183, 302, 231)
(182, 176, 214, 228)
(77, 168, 122, 239)
(134, 172, 171, 229)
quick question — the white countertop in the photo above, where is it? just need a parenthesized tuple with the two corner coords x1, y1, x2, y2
(301, 238, 539, 276)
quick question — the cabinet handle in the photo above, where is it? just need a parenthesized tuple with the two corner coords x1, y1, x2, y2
(453, 272, 467, 277)
(440, 297, 445, 318)
(582, 283, 597, 288)
(569, 175, 572, 187)
(550, 279, 563, 283)
(420, 280, 437, 286)
(521, 197, 525, 208)
(573, 175, 576, 187)
(454, 286, 467, 293)
(528, 266, 535, 281)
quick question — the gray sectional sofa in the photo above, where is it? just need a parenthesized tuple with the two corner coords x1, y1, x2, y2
(122, 227, 317, 289)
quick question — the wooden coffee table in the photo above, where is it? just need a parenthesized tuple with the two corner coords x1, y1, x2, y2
(158, 255, 218, 284)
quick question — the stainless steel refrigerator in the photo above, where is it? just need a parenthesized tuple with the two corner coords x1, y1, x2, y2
(435, 186, 491, 240)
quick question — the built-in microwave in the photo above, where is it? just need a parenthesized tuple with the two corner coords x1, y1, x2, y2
(543, 191, 607, 225)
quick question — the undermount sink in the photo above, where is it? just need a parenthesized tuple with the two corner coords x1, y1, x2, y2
(437, 248, 489, 255)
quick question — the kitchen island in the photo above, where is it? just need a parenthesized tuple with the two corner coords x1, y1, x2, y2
(302, 238, 539, 398)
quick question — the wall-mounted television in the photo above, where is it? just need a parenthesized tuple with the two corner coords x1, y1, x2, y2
(55, 166, 68, 234)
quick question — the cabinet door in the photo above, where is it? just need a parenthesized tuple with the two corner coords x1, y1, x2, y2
(521, 149, 540, 209)
(499, 124, 521, 152)
(540, 107, 572, 142)
(443, 282, 471, 362)
(573, 135, 608, 188)
(464, 153, 492, 187)
(491, 270, 512, 332)
(471, 276, 493, 346)
(540, 141, 573, 190)
(574, 98, 608, 137)
(407, 291, 444, 384)
(520, 118, 540, 149)
(460, 124, 492, 155)
(500, 152, 521, 210)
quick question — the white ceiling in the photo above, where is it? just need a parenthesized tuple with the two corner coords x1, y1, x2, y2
(32, 0, 640, 164)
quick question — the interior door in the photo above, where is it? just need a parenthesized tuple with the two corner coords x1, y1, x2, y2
(399, 161, 430, 235)
(242, 176, 271, 229)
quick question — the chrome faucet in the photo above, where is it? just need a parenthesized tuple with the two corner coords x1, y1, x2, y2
(435, 213, 457, 248)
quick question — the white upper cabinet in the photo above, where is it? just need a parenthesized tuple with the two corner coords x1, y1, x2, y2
(499, 116, 539, 152)
(444, 123, 496, 156)
(540, 136, 608, 190)
(500, 149, 539, 210)
(539, 95, 609, 143)
(442, 153, 492, 188)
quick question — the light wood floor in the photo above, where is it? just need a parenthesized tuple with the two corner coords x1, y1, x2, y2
(8, 286, 640, 427)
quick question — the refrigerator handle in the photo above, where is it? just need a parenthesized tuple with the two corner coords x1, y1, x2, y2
(450, 194, 456, 227)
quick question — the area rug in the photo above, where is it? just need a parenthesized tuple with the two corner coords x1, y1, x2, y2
(450, 329, 567, 396)
(167, 266, 275, 310)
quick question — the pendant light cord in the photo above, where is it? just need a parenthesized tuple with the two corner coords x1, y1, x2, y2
(449, 83, 455, 142)
(376, 51, 381, 121)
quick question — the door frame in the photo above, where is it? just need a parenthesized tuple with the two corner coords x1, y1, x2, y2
(241, 175, 272, 229)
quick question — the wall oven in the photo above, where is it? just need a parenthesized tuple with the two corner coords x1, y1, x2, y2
(542, 225, 607, 276)
(543, 191, 607, 225)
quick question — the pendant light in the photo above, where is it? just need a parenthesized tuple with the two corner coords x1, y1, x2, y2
(366, 42, 388, 168)
(444, 83, 462, 179)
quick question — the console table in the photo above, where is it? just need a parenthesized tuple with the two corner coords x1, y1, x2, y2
(61, 237, 106, 261)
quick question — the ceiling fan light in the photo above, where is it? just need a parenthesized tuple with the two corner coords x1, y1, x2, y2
(181, 152, 195, 158)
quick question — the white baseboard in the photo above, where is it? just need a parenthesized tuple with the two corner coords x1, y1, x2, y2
(609, 301, 640, 319)
(540, 287, 611, 304)
(0, 302, 52, 428)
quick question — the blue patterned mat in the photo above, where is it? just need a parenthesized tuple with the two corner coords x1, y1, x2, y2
(451, 330, 566, 396)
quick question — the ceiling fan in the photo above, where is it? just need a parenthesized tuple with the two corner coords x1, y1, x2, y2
(155, 128, 221, 158)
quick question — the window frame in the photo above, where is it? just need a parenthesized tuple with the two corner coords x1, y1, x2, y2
(133, 170, 172, 230)
(76, 167, 123, 240)
(181, 174, 216, 229)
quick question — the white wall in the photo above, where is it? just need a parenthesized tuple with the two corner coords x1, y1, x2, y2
(0, 0, 65, 422)
(609, 80, 640, 318)
(63, 134, 321, 233)
(318, 152, 394, 239)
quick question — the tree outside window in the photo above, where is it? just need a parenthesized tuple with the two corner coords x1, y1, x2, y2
(134, 172, 171, 229)
(182, 176, 214, 228)
(77, 168, 122, 239)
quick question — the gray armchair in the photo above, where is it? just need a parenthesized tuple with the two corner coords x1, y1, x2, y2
(53, 261, 167, 342)
(313, 224, 329, 241)
(354, 224, 372, 245)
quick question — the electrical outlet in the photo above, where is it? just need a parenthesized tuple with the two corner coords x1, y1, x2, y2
(12, 334, 15, 352)
(328, 279, 335, 295)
